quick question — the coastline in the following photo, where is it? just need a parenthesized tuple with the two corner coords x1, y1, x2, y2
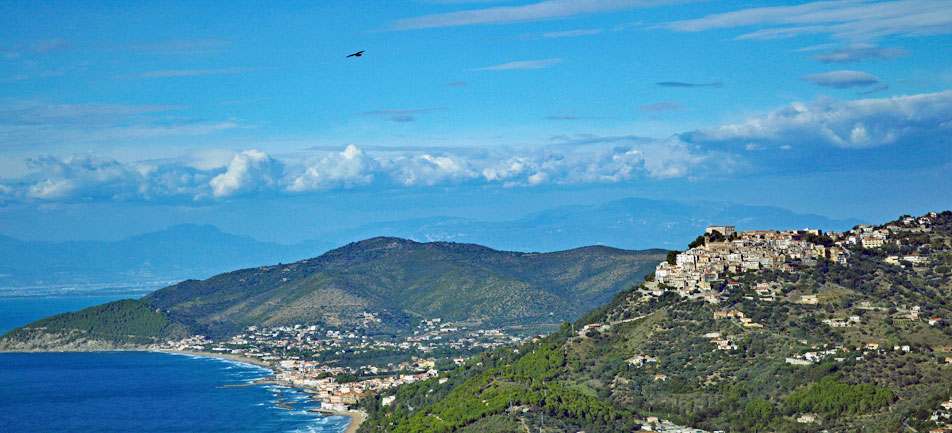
(157, 349, 365, 433)
(155, 348, 276, 371)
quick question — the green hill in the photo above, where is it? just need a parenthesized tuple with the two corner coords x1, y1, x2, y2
(0, 299, 189, 351)
(1, 237, 665, 349)
(356, 212, 952, 433)
(143, 238, 665, 337)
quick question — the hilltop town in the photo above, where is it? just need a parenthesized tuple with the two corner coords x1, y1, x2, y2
(651, 211, 942, 299)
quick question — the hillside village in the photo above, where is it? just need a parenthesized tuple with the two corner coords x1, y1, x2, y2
(651, 212, 941, 299)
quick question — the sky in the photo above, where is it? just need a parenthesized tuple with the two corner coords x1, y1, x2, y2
(1, 0, 951, 243)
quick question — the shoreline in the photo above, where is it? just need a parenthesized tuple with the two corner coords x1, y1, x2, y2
(155, 349, 277, 372)
(157, 349, 365, 433)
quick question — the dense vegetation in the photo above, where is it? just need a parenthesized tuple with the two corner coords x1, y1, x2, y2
(786, 374, 895, 416)
(142, 237, 665, 337)
(1, 299, 187, 346)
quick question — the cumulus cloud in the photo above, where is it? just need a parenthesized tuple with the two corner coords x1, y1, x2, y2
(1, 139, 720, 203)
(209, 150, 283, 198)
(664, 0, 952, 41)
(8, 91, 949, 204)
(24, 154, 131, 200)
(473, 58, 563, 71)
(392, 0, 691, 30)
(811, 44, 908, 63)
(800, 70, 881, 88)
(287, 145, 377, 192)
(387, 153, 479, 186)
(684, 90, 952, 150)
(14, 153, 207, 202)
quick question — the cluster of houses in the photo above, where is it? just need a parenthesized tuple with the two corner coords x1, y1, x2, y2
(653, 212, 944, 300)
(927, 400, 952, 432)
(653, 225, 840, 296)
(274, 358, 441, 411)
(159, 317, 525, 411)
(713, 309, 762, 328)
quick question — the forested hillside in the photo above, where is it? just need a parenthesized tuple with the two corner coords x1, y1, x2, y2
(0, 238, 664, 349)
(142, 237, 664, 337)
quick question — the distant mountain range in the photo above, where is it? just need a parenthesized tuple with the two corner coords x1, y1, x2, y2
(330, 198, 866, 252)
(0, 197, 865, 295)
(0, 238, 665, 349)
(0, 225, 333, 295)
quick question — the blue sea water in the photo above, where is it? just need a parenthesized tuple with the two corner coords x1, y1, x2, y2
(0, 297, 349, 432)
(0, 351, 350, 432)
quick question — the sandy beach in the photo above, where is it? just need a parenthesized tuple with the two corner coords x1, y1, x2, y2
(313, 409, 366, 433)
(157, 349, 365, 432)
(157, 349, 276, 371)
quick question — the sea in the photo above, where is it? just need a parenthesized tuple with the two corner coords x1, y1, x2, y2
(0, 297, 350, 433)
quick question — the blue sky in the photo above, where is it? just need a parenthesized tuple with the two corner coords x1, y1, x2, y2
(1, 0, 951, 242)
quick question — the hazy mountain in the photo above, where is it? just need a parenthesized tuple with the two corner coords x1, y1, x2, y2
(0, 197, 864, 295)
(0, 238, 665, 348)
(324, 197, 867, 251)
(0, 224, 333, 295)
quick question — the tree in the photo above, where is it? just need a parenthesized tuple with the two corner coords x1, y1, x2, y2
(666, 250, 679, 265)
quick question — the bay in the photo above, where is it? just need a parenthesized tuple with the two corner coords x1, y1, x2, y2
(0, 351, 349, 432)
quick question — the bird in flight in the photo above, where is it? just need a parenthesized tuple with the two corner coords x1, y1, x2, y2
(347, 50, 364, 58)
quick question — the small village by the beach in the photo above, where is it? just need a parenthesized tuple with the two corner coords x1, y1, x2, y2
(161, 315, 527, 415)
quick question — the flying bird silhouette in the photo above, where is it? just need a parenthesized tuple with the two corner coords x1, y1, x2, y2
(347, 50, 364, 58)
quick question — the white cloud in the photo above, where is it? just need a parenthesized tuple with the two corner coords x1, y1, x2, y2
(387, 153, 479, 186)
(664, 0, 952, 41)
(209, 150, 282, 198)
(800, 70, 881, 88)
(686, 90, 952, 149)
(473, 58, 563, 71)
(287, 145, 377, 192)
(10, 91, 949, 203)
(27, 178, 75, 200)
(392, 0, 691, 30)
